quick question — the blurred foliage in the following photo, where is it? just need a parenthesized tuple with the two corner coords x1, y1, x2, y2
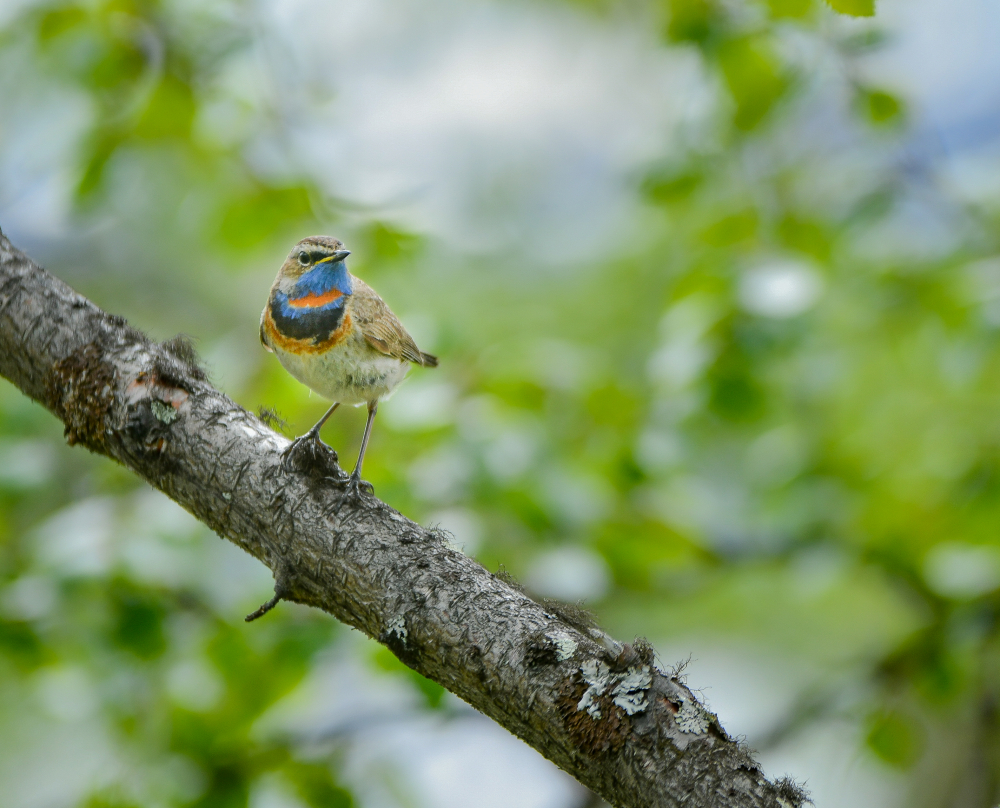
(2, 0, 1000, 806)
(825, 0, 876, 17)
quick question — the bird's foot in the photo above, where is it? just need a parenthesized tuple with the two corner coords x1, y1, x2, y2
(281, 430, 341, 477)
(343, 468, 374, 500)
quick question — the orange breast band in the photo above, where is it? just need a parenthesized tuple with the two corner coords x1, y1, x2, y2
(265, 308, 353, 355)
(288, 288, 343, 308)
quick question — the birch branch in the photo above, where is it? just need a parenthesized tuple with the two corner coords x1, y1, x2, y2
(0, 230, 807, 808)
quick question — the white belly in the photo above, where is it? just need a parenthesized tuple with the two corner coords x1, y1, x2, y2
(273, 334, 410, 406)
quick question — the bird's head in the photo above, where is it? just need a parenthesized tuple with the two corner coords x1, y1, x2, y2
(277, 236, 351, 283)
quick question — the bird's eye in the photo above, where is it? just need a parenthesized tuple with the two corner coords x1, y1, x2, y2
(297, 251, 310, 267)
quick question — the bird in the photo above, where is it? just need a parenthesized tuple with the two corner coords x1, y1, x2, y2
(260, 235, 438, 495)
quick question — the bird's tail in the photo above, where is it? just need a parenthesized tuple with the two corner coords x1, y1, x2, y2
(419, 351, 439, 367)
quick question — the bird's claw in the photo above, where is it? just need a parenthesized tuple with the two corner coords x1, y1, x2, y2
(344, 471, 374, 499)
(281, 431, 341, 476)
(280, 432, 315, 471)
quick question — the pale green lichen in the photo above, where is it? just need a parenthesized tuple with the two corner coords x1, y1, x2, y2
(150, 400, 178, 424)
(577, 659, 611, 718)
(576, 659, 653, 719)
(675, 696, 710, 734)
(612, 666, 653, 715)
(553, 632, 578, 661)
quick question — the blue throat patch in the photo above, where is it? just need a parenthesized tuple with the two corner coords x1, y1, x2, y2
(291, 261, 353, 301)
(269, 260, 353, 343)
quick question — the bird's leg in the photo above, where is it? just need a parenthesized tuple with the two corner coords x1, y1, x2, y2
(282, 402, 341, 473)
(345, 400, 378, 498)
(303, 401, 341, 442)
(283, 401, 340, 453)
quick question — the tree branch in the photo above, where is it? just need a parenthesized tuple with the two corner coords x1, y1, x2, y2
(0, 230, 808, 808)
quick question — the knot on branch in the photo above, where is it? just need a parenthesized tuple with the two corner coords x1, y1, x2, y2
(120, 336, 206, 457)
(609, 637, 657, 672)
(156, 334, 207, 387)
(125, 368, 190, 456)
(45, 343, 115, 450)
(380, 613, 422, 668)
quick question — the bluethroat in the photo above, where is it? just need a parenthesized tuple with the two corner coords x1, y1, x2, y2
(260, 236, 438, 495)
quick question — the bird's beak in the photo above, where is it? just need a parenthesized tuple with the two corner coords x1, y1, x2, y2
(315, 250, 351, 265)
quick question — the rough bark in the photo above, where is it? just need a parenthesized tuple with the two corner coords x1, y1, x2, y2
(0, 230, 808, 808)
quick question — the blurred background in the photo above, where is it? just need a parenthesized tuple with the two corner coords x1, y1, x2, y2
(2, 0, 1000, 805)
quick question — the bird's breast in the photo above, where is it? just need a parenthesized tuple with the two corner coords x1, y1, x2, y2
(287, 288, 344, 308)
(266, 314, 409, 404)
(265, 292, 353, 355)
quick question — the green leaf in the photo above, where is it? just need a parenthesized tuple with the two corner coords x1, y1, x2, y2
(778, 215, 831, 259)
(865, 710, 922, 768)
(665, 0, 722, 44)
(362, 221, 423, 262)
(88, 37, 145, 90)
(700, 208, 758, 246)
(218, 185, 314, 250)
(285, 762, 355, 808)
(36, 5, 88, 43)
(595, 521, 709, 591)
(824, 0, 875, 17)
(856, 87, 905, 126)
(717, 37, 788, 131)
(81, 792, 143, 808)
(0, 619, 46, 670)
(709, 369, 766, 422)
(76, 130, 122, 199)
(641, 169, 704, 205)
(188, 765, 249, 808)
(767, 0, 813, 19)
(110, 583, 167, 660)
(134, 75, 196, 140)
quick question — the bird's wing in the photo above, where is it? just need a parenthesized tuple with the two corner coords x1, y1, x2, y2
(351, 278, 437, 367)
(259, 308, 273, 352)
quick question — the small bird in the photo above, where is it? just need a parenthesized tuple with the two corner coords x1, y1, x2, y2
(260, 235, 438, 495)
